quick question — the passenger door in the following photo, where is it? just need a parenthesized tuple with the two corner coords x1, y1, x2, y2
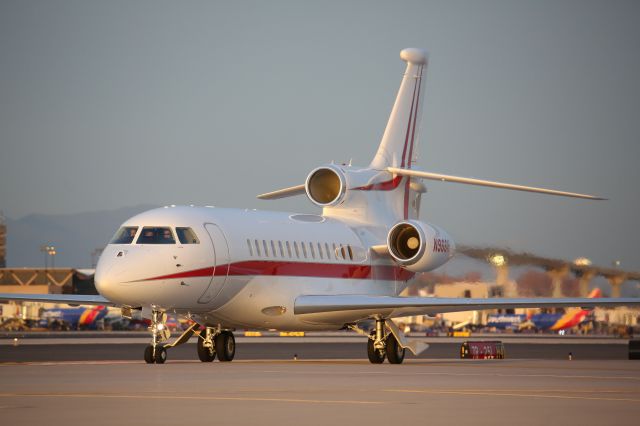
(198, 223, 230, 304)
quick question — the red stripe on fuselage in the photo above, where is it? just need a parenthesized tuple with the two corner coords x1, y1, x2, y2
(132, 261, 414, 282)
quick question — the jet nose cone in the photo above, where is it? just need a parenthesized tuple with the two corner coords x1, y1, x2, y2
(94, 254, 114, 296)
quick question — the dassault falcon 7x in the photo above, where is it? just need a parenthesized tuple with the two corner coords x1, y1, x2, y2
(2, 48, 638, 364)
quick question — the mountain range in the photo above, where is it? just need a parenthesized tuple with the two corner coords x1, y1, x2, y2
(5, 205, 155, 268)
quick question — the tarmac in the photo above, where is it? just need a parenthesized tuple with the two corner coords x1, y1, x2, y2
(0, 336, 639, 425)
(1, 358, 639, 425)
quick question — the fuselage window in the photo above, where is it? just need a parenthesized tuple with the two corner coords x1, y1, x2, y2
(301, 242, 308, 259)
(176, 227, 200, 244)
(254, 239, 261, 257)
(262, 240, 269, 257)
(333, 243, 341, 260)
(309, 242, 315, 259)
(325, 243, 332, 260)
(293, 241, 300, 258)
(110, 226, 138, 244)
(247, 239, 253, 256)
(286, 241, 292, 258)
(278, 241, 285, 257)
(340, 245, 346, 260)
(347, 245, 354, 261)
(136, 227, 175, 244)
(270, 240, 277, 258)
(317, 242, 324, 259)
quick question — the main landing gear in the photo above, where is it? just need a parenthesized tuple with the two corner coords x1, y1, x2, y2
(143, 309, 236, 364)
(366, 319, 406, 365)
(197, 327, 236, 362)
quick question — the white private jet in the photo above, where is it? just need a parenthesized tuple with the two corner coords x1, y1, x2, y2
(2, 48, 637, 364)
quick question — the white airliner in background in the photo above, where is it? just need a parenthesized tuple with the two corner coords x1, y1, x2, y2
(2, 48, 638, 364)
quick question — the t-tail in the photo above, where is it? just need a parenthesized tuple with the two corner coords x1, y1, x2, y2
(549, 288, 602, 331)
(370, 48, 428, 171)
(256, 47, 605, 221)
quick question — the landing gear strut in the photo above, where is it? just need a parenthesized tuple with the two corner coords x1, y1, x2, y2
(197, 327, 216, 362)
(144, 310, 170, 364)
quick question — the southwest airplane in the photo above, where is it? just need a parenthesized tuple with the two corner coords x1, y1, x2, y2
(1, 48, 638, 364)
(487, 288, 602, 331)
(38, 305, 108, 331)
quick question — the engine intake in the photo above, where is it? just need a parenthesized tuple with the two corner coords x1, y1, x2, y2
(305, 166, 346, 207)
(387, 220, 455, 273)
(388, 222, 426, 265)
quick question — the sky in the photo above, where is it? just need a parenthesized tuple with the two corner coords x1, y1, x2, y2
(1, 0, 639, 271)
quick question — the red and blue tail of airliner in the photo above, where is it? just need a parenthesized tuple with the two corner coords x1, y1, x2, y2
(549, 288, 601, 331)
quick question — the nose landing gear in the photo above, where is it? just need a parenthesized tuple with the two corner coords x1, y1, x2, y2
(197, 327, 216, 362)
(144, 310, 170, 364)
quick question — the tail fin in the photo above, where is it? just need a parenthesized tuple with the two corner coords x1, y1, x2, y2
(370, 48, 428, 170)
(588, 288, 602, 298)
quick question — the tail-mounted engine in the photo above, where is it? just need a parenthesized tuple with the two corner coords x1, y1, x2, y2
(387, 220, 455, 273)
(305, 166, 347, 207)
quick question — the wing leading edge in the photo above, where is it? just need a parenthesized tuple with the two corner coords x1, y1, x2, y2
(0, 293, 116, 307)
(294, 295, 640, 323)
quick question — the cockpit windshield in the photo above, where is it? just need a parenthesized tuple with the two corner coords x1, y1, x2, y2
(176, 227, 200, 244)
(109, 226, 139, 244)
(136, 227, 176, 244)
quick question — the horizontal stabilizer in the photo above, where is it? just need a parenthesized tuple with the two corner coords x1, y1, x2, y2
(257, 184, 306, 200)
(387, 167, 606, 200)
(0, 293, 115, 306)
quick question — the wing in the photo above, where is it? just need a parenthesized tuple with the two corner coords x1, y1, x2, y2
(294, 295, 640, 323)
(0, 293, 116, 307)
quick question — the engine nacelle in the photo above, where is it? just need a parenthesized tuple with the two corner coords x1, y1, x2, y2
(387, 220, 455, 273)
(305, 165, 347, 207)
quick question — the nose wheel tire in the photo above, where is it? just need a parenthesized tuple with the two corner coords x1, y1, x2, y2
(144, 345, 154, 364)
(367, 337, 385, 364)
(144, 344, 167, 364)
(154, 345, 167, 364)
(197, 329, 216, 362)
(215, 331, 236, 362)
(386, 334, 405, 364)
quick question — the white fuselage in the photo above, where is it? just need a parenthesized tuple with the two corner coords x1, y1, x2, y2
(95, 206, 427, 330)
(94, 48, 459, 332)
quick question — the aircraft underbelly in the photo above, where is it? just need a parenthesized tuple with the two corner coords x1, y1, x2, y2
(198, 275, 397, 330)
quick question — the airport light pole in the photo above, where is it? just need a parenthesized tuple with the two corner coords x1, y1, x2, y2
(49, 246, 56, 269)
(40, 245, 50, 269)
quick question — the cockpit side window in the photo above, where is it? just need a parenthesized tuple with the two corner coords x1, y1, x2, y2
(176, 227, 200, 244)
(136, 227, 176, 244)
(109, 226, 139, 244)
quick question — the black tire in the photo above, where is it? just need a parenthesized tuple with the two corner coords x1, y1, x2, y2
(386, 334, 405, 364)
(367, 337, 385, 364)
(144, 345, 154, 364)
(215, 331, 235, 362)
(154, 345, 167, 364)
(197, 329, 216, 362)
